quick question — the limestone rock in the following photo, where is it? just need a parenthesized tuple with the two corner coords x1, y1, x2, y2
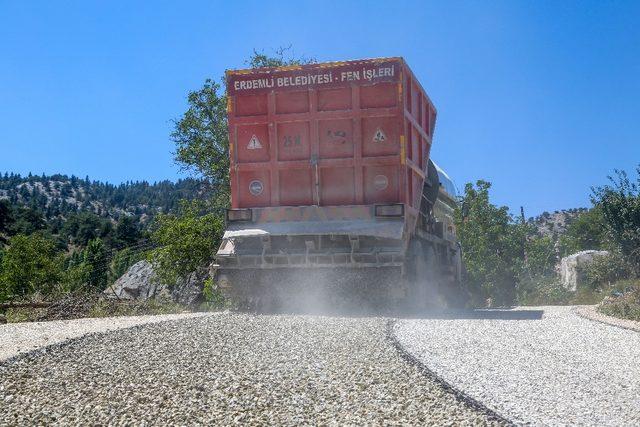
(104, 260, 211, 306)
(172, 267, 209, 306)
(104, 260, 168, 301)
(559, 250, 609, 291)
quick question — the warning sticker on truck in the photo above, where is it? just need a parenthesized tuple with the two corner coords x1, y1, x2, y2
(373, 128, 387, 143)
(247, 135, 263, 150)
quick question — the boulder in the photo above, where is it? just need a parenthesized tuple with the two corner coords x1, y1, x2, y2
(559, 250, 609, 291)
(171, 267, 209, 306)
(104, 260, 169, 301)
(104, 260, 212, 306)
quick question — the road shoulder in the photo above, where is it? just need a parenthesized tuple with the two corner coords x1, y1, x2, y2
(0, 312, 210, 362)
(574, 305, 640, 332)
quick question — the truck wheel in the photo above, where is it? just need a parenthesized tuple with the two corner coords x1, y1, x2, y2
(444, 247, 469, 308)
(409, 241, 443, 311)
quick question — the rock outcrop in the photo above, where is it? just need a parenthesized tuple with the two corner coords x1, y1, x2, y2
(172, 267, 209, 306)
(104, 261, 168, 301)
(559, 250, 609, 291)
(104, 261, 210, 306)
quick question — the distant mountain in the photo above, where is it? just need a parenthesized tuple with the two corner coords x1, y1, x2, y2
(0, 172, 206, 224)
(529, 208, 588, 239)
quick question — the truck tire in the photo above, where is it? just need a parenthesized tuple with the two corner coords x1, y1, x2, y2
(408, 241, 444, 311)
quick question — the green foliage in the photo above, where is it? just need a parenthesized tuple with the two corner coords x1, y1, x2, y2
(513, 234, 559, 304)
(62, 211, 111, 246)
(149, 200, 223, 285)
(455, 180, 526, 306)
(109, 247, 144, 284)
(592, 165, 640, 275)
(558, 207, 608, 256)
(0, 233, 63, 301)
(0, 199, 11, 233)
(83, 238, 110, 291)
(172, 79, 231, 207)
(583, 252, 633, 289)
(172, 48, 312, 209)
(523, 235, 557, 277)
(516, 275, 571, 306)
(8, 206, 47, 235)
(202, 278, 226, 308)
(114, 215, 141, 247)
(246, 46, 314, 68)
(0, 172, 205, 233)
(598, 280, 640, 321)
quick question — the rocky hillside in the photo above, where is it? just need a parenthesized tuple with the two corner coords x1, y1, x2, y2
(530, 208, 588, 238)
(0, 172, 205, 226)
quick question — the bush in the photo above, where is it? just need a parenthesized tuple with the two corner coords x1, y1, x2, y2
(558, 207, 608, 256)
(516, 274, 571, 306)
(598, 280, 640, 321)
(583, 252, 634, 289)
(202, 278, 227, 309)
(592, 165, 640, 275)
(149, 200, 223, 285)
(0, 233, 63, 301)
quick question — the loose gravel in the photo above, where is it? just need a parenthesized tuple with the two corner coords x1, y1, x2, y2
(0, 312, 207, 362)
(394, 305, 640, 426)
(0, 313, 502, 425)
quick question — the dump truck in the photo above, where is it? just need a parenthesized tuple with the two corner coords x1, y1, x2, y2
(215, 57, 464, 311)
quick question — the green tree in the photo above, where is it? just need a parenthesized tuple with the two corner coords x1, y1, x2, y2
(62, 211, 111, 246)
(558, 206, 608, 256)
(62, 238, 111, 292)
(592, 165, 640, 275)
(171, 48, 313, 209)
(149, 200, 223, 285)
(0, 233, 63, 301)
(83, 238, 110, 290)
(114, 215, 141, 247)
(9, 206, 46, 235)
(455, 181, 525, 306)
(0, 199, 12, 234)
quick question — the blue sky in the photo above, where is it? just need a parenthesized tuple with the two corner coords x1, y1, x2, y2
(1, 1, 638, 216)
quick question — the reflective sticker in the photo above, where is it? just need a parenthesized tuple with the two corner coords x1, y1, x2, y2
(247, 134, 263, 150)
(373, 128, 387, 143)
(373, 175, 389, 190)
(249, 180, 264, 196)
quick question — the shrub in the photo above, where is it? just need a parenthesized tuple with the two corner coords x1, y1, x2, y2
(517, 274, 571, 306)
(598, 280, 640, 321)
(202, 278, 227, 309)
(583, 252, 633, 289)
(558, 207, 608, 256)
(149, 200, 223, 285)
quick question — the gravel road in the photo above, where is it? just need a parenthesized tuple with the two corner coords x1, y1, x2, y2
(0, 313, 207, 362)
(394, 306, 640, 426)
(0, 313, 501, 425)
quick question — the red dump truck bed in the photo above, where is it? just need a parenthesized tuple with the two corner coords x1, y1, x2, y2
(226, 57, 436, 233)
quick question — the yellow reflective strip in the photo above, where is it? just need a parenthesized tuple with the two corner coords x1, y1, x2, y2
(400, 135, 406, 165)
